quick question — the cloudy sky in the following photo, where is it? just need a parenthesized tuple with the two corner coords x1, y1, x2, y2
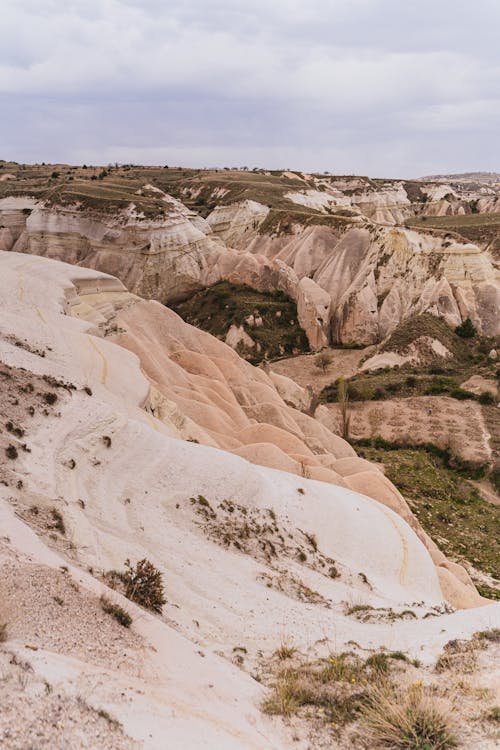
(1, 0, 499, 177)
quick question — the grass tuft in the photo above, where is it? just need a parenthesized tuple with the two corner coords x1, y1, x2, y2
(100, 595, 132, 628)
(360, 683, 457, 749)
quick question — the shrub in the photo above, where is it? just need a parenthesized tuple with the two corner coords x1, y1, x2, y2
(50, 509, 66, 535)
(478, 391, 495, 405)
(43, 392, 58, 405)
(485, 706, 500, 723)
(361, 683, 457, 749)
(100, 595, 132, 627)
(449, 388, 475, 400)
(314, 351, 333, 372)
(123, 558, 166, 613)
(455, 318, 476, 338)
(0, 622, 7, 642)
(5, 444, 18, 459)
(51, 171, 60, 179)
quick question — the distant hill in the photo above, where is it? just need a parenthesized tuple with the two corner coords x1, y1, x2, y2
(419, 171, 500, 185)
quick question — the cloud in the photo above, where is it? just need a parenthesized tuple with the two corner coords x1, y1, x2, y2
(0, 0, 498, 175)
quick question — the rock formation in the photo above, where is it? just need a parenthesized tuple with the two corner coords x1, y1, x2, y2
(0, 250, 498, 749)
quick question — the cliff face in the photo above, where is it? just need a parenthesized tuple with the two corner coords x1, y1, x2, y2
(4, 197, 228, 304)
(207, 209, 500, 343)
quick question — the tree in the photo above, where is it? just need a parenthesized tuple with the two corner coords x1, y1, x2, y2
(455, 317, 476, 338)
(337, 377, 351, 440)
(314, 351, 333, 372)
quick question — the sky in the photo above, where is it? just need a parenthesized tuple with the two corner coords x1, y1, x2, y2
(1, 0, 499, 177)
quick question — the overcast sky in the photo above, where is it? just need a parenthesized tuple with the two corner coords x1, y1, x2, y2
(1, 0, 499, 177)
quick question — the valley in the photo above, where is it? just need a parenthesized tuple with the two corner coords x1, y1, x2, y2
(0, 163, 498, 749)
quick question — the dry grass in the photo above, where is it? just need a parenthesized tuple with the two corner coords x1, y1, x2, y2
(360, 683, 457, 749)
(275, 639, 296, 661)
(262, 650, 396, 725)
(435, 638, 478, 674)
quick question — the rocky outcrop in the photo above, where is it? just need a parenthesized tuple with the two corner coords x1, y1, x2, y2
(206, 199, 269, 243)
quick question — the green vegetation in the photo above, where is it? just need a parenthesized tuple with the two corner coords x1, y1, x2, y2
(356, 445, 499, 581)
(454, 317, 476, 339)
(171, 282, 309, 363)
(380, 314, 470, 360)
(320, 372, 479, 403)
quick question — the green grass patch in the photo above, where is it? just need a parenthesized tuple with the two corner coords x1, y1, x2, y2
(356, 446, 500, 582)
(319, 372, 479, 403)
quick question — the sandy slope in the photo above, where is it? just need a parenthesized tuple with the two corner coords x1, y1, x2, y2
(0, 251, 498, 749)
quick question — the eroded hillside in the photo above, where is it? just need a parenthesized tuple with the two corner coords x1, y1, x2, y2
(1, 251, 499, 749)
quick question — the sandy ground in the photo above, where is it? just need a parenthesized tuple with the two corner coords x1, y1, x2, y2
(271, 348, 373, 392)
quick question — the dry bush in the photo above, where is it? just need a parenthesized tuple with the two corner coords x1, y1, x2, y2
(360, 683, 457, 749)
(123, 558, 166, 613)
(314, 351, 333, 372)
(0, 622, 7, 642)
(435, 639, 478, 674)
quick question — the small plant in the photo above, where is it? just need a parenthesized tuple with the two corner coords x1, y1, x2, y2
(50, 508, 66, 535)
(275, 640, 296, 660)
(43, 392, 58, 405)
(123, 558, 166, 613)
(102, 435, 112, 447)
(475, 628, 500, 643)
(0, 622, 7, 642)
(100, 595, 132, 628)
(5, 444, 18, 459)
(485, 706, 500, 723)
(314, 351, 333, 372)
